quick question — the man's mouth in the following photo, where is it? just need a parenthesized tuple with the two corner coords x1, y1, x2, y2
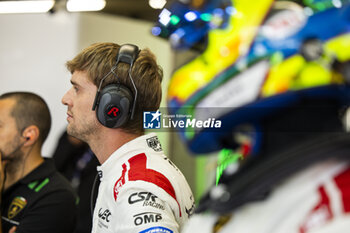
(67, 112, 73, 121)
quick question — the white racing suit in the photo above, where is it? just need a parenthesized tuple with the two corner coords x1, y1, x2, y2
(92, 133, 195, 233)
(183, 159, 350, 233)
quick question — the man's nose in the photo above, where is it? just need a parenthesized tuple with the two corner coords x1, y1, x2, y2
(61, 90, 71, 106)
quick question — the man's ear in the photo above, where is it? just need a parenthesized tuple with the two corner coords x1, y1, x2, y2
(22, 125, 40, 146)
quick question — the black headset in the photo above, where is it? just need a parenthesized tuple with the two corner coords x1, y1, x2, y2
(92, 44, 140, 128)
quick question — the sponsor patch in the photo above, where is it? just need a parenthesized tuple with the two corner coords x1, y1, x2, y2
(139, 226, 173, 233)
(128, 192, 165, 210)
(98, 208, 112, 223)
(8, 196, 27, 219)
(133, 212, 162, 226)
(146, 136, 163, 152)
(97, 208, 111, 229)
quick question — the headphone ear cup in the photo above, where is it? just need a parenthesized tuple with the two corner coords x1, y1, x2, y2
(96, 84, 133, 128)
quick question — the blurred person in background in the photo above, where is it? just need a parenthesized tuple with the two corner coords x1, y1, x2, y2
(62, 42, 195, 233)
(52, 130, 99, 233)
(153, 0, 350, 232)
(0, 92, 77, 233)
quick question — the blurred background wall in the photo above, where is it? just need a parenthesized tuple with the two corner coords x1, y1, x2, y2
(0, 12, 78, 157)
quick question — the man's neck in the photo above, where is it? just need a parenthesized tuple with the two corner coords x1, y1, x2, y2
(88, 129, 141, 164)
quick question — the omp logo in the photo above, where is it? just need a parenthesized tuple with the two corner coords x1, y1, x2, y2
(98, 208, 111, 223)
(133, 212, 162, 226)
(128, 192, 165, 210)
(143, 110, 161, 129)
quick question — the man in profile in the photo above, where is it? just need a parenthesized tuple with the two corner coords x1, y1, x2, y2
(0, 92, 77, 233)
(62, 42, 195, 233)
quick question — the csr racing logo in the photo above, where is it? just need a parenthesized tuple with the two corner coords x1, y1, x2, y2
(128, 192, 165, 210)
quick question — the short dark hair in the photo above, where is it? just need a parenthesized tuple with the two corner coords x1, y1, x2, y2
(66, 42, 163, 134)
(0, 92, 51, 145)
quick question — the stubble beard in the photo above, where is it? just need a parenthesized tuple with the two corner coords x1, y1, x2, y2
(67, 118, 100, 144)
(1, 138, 25, 175)
(5, 150, 23, 175)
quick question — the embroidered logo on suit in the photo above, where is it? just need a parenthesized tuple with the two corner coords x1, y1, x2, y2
(8, 196, 27, 219)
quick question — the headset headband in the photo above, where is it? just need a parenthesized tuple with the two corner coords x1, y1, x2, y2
(116, 44, 140, 67)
